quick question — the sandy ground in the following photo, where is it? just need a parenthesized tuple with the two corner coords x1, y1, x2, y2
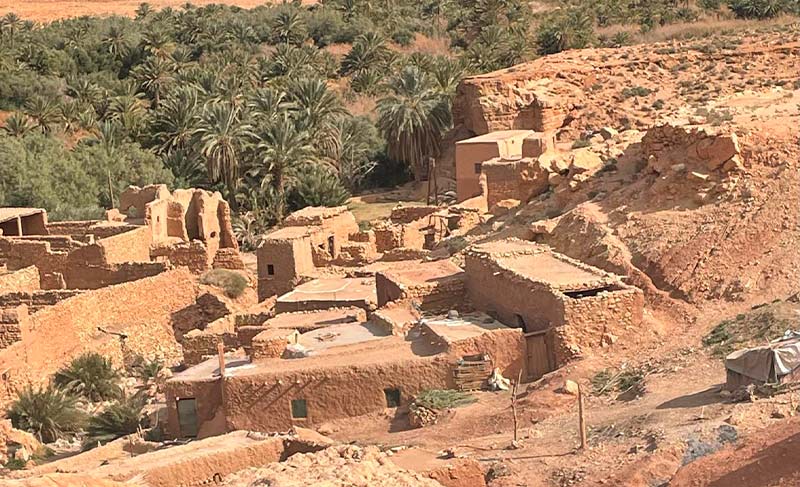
(0, 0, 316, 22)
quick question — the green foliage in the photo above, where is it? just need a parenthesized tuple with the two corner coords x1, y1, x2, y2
(200, 269, 249, 298)
(728, 0, 792, 18)
(702, 303, 795, 358)
(591, 367, 646, 396)
(412, 389, 477, 410)
(131, 357, 165, 386)
(83, 393, 147, 449)
(621, 86, 653, 99)
(54, 353, 121, 402)
(7, 384, 87, 443)
(536, 9, 595, 55)
(287, 164, 350, 211)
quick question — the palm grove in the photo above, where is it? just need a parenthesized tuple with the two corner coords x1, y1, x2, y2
(0, 0, 795, 239)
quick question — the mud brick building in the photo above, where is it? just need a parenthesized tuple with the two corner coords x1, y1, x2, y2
(164, 311, 524, 438)
(465, 239, 644, 378)
(376, 259, 466, 313)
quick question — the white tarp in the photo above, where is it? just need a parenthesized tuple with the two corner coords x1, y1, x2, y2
(725, 335, 800, 383)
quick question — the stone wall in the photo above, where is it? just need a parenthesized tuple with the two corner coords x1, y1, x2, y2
(151, 241, 212, 274)
(389, 206, 439, 225)
(251, 329, 299, 360)
(97, 226, 152, 264)
(0, 306, 28, 350)
(182, 328, 239, 366)
(376, 271, 466, 313)
(465, 245, 644, 366)
(0, 289, 83, 312)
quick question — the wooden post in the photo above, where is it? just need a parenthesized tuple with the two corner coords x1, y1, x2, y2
(511, 369, 523, 446)
(578, 384, 587, 450)
(15, 216, 23, 236)
(217, 342, 226, 378)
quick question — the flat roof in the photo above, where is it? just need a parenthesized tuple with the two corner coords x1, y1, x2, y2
(171, 332, 439, 381)
(263, 226, 316, 241)
(422, 312, 512, 343)
(277, 277, 377, 304)
(379, 259, 464, 285)
(456, 130, 534, 145)
(0, 208, 44, 224)
(265, 307, 365, 330)
(470, 239, 618, 291)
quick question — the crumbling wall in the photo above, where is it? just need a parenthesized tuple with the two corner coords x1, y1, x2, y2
(0, 238, 70, 288)
(63, 262, 168, 290)
(96, 226, 152, 264)
(118, 184, 171, 219)
(251, 329, 298, 360)
(482, 157, 550, 209)
(183, 328, 239, 366)
(390, 206, 439, 224)
(0, 290, 83, 313)
(0, 306, 29, 350)
(0, 269, 198, 405)
(151, 241, 212, 274)
(376, 270, 466, 313)
(212, 248, 246, 271)
(0, 266, 40, 293)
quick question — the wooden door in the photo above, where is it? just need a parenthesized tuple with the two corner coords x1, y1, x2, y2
(526, 330, 555, 380)
(177, 398, 198, 438)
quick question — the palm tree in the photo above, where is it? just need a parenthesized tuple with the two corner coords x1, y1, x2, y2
(1, 13, 23, 46)
(140, 27, 176, 59)
(340, 32, 391, 76)
(66, 78, 102, 107)
(24, 96, 61, 134)
(194, 101, 252, 201)
(3, 112, 34, 137)
(8, 384, 87, 443)
(377, 66, 452, 181)
(247, 87, 290, 127)
(106, 94, 148, 136)
(250, 113, 314, 219)
(132, 56, 175, 107)
(151, 86, 199, 154)
(271, 7, 306, 45)
(135, 2, 153, 20)
(429, 56, 472, 98)
(102, 24, 130, 61)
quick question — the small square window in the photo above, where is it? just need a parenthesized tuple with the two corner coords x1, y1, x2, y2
(384, 388, 401, 408)
(291, 399, 308, 419)
(474, 163, 482, 174)
(267, 264, 275, 276)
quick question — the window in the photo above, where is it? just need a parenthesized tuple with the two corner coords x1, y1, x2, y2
(474, 162, 482, 174)
(384, 388, 401, 408)
(327, 236, 335, 258)
(291, 399, 308, 419)
(267, 264, 275, 276)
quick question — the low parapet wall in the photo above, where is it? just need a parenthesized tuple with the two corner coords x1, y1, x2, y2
(0, 266, 40, 294)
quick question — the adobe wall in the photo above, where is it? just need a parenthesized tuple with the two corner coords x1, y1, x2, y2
(96, 226, 152, 264)
(556, 287, 644, 362)
(390, 206, 440, 225)
(283, 207, 359, 264)
(151, 241, 212, 274)
(0, 237, 70, 289)
(118, 184, 171, 218)
(0, 289, 83, 312)
(0, 268, 198, 406)
(445, 328, 527, 380)
(257, 236, 314, 301)
(196, 357, 453, 434)
(465, 253, 566, 332)
(139, 436, 286, 487)
(212, 248, 247, 271)
(376, 271, 466, 313)
(164, 378, 225, 439)
(373, 221, 427, 253)
(183, 328, 239, 367)
(0, 266, 40, 293)
(482, 158, 550, 209)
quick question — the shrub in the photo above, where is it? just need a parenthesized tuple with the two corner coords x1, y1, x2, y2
(536, 9, 595, 55)
(287, 163, 350, 211)
(131, 357, 165, 387)
(54, 353, 121, 402)
(8, 384, 87, 443)
(621, 86, 653, 99)
(412, 389, 476, 410)
(200, 269, 249, 298)
(83, 393, 147, 449)
(728, 0, 789, 18)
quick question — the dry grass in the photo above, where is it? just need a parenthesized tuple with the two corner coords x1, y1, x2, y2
(0, 0, 316, 22)
(397, 33, 452, 56)
(597, 14, 800, 45)
(343, 95, 377, 118)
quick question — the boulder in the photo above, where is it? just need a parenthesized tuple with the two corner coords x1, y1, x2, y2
(599, 127, 619, 140)
(558, 380, 580, 396)
(569, 149, 604, 174)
